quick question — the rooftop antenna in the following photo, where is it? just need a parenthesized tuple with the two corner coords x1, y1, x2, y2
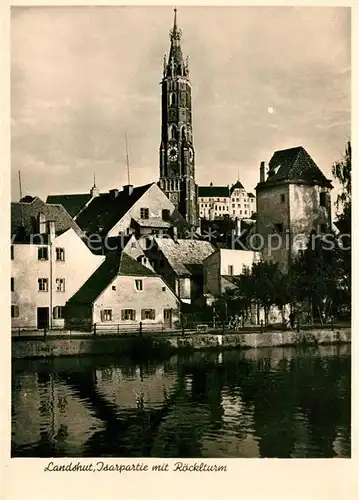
(125, 132, 131, 186)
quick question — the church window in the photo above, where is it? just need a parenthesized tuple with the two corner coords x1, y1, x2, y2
(170, 93, 176, 106)
(181, 127, 186, 140)
(170, 125, 177, 140)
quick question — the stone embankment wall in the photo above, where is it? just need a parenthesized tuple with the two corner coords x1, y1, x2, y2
(12, 328, 351, 360)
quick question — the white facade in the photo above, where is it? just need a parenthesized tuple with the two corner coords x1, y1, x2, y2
(198, 183, 256, 220)
(11, 228, 105, 330)
(107, 184, 178, 237)
(203, 248, 261, 297)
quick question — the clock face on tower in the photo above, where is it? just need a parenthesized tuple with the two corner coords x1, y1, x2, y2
(167, 144, 178, 161)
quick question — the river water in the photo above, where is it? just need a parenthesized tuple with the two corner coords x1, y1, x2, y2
(12, 345, 351, 458)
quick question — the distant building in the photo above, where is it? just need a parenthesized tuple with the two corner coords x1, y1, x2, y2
(47, 182, 190, 245)
(144, 237, 216, 304)
(255, 146, 333, 271)
(198, 181, 256, 220)
(11, 197, 104, 330)
(203, 248, 260, 298)
(65, 251, 180, 331)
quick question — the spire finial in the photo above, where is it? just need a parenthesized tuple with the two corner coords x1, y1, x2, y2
(93, 172, 96, 188)
(170, 6, 181, 41)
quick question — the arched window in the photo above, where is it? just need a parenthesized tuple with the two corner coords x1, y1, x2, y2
(169, 125, 177, 140)
(181, 126, 186, 140)
(170, 93, 176, 106)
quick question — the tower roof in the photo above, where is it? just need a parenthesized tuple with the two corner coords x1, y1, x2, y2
(164, 8, 188, 78)
(258, 146, 332, 189)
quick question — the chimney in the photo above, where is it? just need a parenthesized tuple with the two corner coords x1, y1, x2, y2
(109, 188, 119, 199)
(260, 161, 266, 183)
(47, 220, 56, 242)
(38, 212, 46, 234)
(123, 185, 134, 196)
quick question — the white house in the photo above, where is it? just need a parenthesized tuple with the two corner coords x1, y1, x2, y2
(65, 251, 181, 331)
(203, 248, 261, 297)
(11, 197, 105, 330)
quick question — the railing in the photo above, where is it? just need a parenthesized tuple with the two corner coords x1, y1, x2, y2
(11, 319, 350, 340)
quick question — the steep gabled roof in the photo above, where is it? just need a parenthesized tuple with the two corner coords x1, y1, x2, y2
(259, 146, 332, 189)
(46, 194, 92, 217)
(198, 186, 230, 198)
(230, 181, 245, 193)
(154, 238, 216, 276)
(67, 251, 155, 304)
(11, 196, 84, 242)
(74, 183, 154, 235)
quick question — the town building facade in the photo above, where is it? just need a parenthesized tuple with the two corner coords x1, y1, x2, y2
(11, 197, 104, 330)
(198, 181, 256, 220)
(255, 146, 333, 272)
(65, 251, 181, 331)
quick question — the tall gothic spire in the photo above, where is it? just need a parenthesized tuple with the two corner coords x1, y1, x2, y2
(165, 8, 188, 78)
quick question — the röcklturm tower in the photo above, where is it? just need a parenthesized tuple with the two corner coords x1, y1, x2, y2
(159, 8, 199, 228)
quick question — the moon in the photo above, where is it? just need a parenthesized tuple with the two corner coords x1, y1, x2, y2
(267, 107, 275, 114)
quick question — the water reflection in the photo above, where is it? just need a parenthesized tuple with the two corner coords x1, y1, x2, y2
(12, 345, 351, 458)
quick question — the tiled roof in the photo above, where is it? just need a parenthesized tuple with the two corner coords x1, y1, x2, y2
(154, 238, 215, 276)
(198, 186, 230, 198)
(67, 251, 155, 304)
(230, 181, 245, 192)
(259, 146, 332, 188)
(46, 194, 92, 217)
(11, 196, 84, 242)
(74, 184, 154, 235)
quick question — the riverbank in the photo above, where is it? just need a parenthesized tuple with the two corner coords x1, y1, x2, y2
(12, 327, 351, 359)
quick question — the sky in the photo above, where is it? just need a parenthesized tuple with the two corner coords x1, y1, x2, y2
(11, 6, 351, 201)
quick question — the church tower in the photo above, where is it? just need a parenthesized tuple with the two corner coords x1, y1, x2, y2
(159, 8, 198, 228)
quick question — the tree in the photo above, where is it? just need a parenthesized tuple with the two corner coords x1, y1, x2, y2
(332, 140, 351, 234)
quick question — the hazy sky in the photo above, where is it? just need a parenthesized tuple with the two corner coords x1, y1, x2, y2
(11, 6, 350, 201)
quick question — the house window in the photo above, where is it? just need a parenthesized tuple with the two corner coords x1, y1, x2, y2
(121, 309, 136, 321)
(319, 192, 326, 207)
(141, 309, 156, 320)
(11, 245, 14, 260)
(56, 248, 65, 261)
(135, 279, 143, 291)
(38, 278, 48, 292)
(162, 209, 170, 220)
(11, 305, 19, 318)
(131, 242, 136, 249)
(101, 309, 113, 322)
(112, 285, 116, 291)
(56, 278, 65, 292)
(140, 208, 149, 219)
(53, 306, 64, 319)
(11, 277, 14, 292)
(164, 309, 172, 321)
(162, 286, 166, 292)
(280, 194, 285, 203)
(38, 247, 49, 260)
(228, 265, 234, 276)
(274, 223, 283, 233)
